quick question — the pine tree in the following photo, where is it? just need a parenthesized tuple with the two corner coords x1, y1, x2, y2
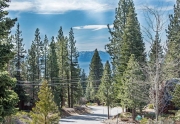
(148, 32, 164, 107)
(106, 0, 133, 73)
(97, 61, 113, 119)
(0, 71, 19, 122)
(0, 0, 18, 122)
(80, 69, 87, 95)
(26, 29, 44, 102)
(43, 35, 49, 79)
(48, 36, 60, 108)
(119, 4, 146, 77)
(48, 36, 59, 81)
(86, 49, 103, 101)
(75, 77, 83, 105)
(27, 41, 37, 102)
(56, 27, 69, 108)
(29, 80, 60, 124)
(121, 54, 147, 120)
(106, 0, 146, 104)
(73, 65, 82, 104)
(163, 0, 180, 79)
(149, 32, 163, 67)
(33, 28, 42, 80)
(11, 23, 27, 110)
(68, 28, 79, 108)
(110, 2, 146, 105)
(0, 0, 17, 68)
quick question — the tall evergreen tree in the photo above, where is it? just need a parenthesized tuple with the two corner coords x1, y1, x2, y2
(27, 41, 37, 102)
(56, 27, 69, 108)
(68, 28, 79, 108)
(48, 36, 60, 108)
(33, 28, 43, 80)
(106, 0, 146, 104)
(73, 65, 83, 104)
(110, 2, 146, 104)
(86, 49, 103, 101)
(148, 32, 164, 110)
(149, 32, 163, 67)
(97, 61, 113, 119)
(43, 35, 49, 79)
(0, 0, 18, 122)
(48, 36, 59, 81)
(163, 0, 180, 79)
(27, 29, 44, 102)
(121, 54, 147, 120)
(106, 0, 133, 73)
(12, 23, 27, 110)
(0, 71, 19, 122)
(119, 4, 146, 77)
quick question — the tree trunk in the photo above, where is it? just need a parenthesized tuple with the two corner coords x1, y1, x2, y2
(68, 84, 70, 108)
(45, 116, 47, 124)
(122, 107, 124, 112)
(132, 108, 136, 121)
(139, 106, 142, 115)
(107, 105, 110, 119)
(71, 85, 73, 108)
(67, 74, 70, 108)
(107, 89, 110, 119)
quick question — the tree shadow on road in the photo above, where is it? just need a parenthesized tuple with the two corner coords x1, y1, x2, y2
(62, 113, 109, 121)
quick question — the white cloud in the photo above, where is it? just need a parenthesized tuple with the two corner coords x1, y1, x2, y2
(6, 0, 175, 14)
(6, 1, 34, 11)
(73, 24, 113, 31)
(7, 0, 116, 14)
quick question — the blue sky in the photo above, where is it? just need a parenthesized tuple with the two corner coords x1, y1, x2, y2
(7, 0, 175, 51)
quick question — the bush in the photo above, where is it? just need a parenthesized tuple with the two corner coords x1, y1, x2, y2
(140, 118, 148, 124)
(3, 111, 31, 124)
(86, 102, 92, 106)
(120, 112, 132, 118)
(175, 110, 180, 121)
(144, 112, 155, 119)
(148, 104, 154, 109)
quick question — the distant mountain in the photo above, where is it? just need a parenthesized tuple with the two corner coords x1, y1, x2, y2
(78, 51, 110, 62)
(78, 51, 111, 75)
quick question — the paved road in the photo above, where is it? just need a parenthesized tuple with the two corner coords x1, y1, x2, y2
(59, 106, 122, 124)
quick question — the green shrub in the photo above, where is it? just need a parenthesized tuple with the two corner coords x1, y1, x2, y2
(148, 104, 154, 109)
(120, 112, 132, 118)
(175, 110, 180, 121)
(3, 111, 31, 124)
(144, 112, 155, 119)
(140, 118, 148, 124)
(86, 102, 92, 106)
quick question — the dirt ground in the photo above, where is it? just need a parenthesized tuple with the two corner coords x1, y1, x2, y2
(61, 106, 91, 118)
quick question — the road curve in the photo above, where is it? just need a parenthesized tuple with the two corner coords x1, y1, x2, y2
(59, 106, 122, 124)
